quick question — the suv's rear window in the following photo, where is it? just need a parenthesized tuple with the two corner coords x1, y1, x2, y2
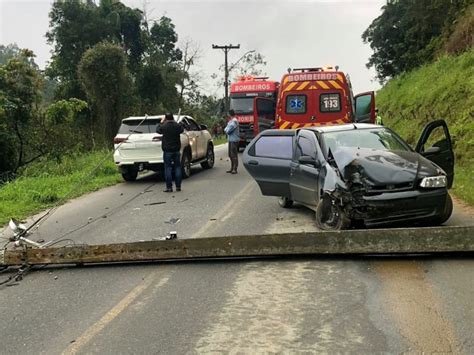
(118, 119, 162, 134)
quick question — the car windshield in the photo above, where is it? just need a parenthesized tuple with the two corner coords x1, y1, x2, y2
(118, 119, 162, 134)
(322, 128, 411, 156)
(230, 97, 254, 114)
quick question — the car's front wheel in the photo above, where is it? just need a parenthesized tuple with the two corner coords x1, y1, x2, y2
(181, 151, 192, 179)
(278, 196, 293, 208)
(121, 166, 138, 182)
(201, 144, 214, 169)
(434, 193, 453, 225)
(315, 195, 350, 230)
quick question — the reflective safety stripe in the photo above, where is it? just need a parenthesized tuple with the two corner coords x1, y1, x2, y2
(296, 81, 309, 91)
(280, 121, 291, 129)
(278, 118, 350, 129)
(316, 81, 330, 89)
(329, 80, 342, 90)
(337, 73, 344, 82)
(283, 82, 298, 92)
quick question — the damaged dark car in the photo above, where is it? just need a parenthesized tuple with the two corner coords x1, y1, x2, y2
(243, 120, 455, 230)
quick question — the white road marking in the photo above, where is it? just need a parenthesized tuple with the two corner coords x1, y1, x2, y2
(62, 273, 170, 355)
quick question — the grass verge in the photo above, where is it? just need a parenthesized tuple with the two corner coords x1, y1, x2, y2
(0, 150, 121, 226)
(377, 49, 474, 205)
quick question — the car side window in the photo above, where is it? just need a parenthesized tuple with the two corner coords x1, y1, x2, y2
(186, 118, 200, 131)
(295, 134, 317, 160)
(423, 126, 449, 152)
(253, 136, 293, 159)
(180, 118, 191, 131)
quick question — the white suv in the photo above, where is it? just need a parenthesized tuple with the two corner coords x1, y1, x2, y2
(113, 115, 214, 181)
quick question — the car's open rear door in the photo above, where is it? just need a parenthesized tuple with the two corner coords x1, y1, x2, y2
(415, 119, 455, 188)
(243, 130, 295, 197)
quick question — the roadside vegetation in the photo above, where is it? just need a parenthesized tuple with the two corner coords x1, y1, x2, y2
(0, 150, 120, 226)
(364, 1, 473, 205)
(376, 50, 474, 205)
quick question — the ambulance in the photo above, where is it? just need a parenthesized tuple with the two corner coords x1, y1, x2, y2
(254, 66, 375, 131)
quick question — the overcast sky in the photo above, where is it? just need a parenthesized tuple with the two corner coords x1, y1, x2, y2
(0, 0, 384, 94)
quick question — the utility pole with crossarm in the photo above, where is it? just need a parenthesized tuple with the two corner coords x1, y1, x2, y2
(212, 43, 240, 112)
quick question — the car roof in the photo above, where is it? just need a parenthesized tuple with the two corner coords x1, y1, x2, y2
(302, 123, 381, 134)
(122, 115, 192, 122)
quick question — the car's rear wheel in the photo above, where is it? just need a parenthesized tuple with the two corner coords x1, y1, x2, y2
(181, 151, 192, 179)
(201, 144, 215, 169)
(121, 166, 138, 182)
(278, 196, 293, 208)
(315, 195, 351, 230)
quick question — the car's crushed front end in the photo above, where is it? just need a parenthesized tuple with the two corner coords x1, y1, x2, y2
(322, 147, 451, 227)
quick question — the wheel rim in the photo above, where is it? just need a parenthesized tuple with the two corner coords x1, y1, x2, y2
(207, 148, 214, 166)
(319, 199, 342, 229)
(184, 156, 191, 176)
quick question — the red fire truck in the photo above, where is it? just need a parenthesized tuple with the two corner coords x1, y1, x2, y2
(229, 76, 279, 147)
(253, 66, 375, 131)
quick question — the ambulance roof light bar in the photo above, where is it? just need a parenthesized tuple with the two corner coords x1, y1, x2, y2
(236, 75, 270, 81)
(290, 65, 340, 73)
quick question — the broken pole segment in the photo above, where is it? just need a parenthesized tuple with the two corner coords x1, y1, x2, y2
(1, 226, 473, 267)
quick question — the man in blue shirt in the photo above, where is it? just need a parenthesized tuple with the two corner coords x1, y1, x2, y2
(224, 109, 240, 174)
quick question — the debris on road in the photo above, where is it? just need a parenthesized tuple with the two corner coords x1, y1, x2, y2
(165, 218, 181, 224)
(144, 201, 166, 206)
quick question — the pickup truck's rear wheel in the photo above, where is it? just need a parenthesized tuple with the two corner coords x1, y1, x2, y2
(181, 151, 191, 179)
(121, 166, 138, 182)
(201, 145, 215, 169)
(315, 196, 350, 230)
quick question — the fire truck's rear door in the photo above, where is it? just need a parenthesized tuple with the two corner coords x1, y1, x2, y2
(243, 130, 295, 197)
(254, 97, 276, 135)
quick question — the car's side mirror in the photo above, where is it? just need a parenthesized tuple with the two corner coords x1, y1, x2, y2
(298, 155, 319, 167)
(200, 124, 208, 131)
(423, 146, 441, 155)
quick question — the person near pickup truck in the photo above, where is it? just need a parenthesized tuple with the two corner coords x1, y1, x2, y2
(224, 109, 240, 174)
(157, 113, 184, 192)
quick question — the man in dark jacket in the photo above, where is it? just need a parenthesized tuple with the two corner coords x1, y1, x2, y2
(157, 113, 184, 192)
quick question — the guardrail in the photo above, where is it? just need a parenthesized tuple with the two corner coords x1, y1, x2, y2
(1, 226, 473, 267)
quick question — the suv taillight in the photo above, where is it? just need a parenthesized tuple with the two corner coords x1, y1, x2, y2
(152, 136, 162, 142)
(114, 137, 127, 144)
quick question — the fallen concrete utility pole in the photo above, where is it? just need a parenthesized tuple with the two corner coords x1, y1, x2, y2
(1, 226, 473, 267)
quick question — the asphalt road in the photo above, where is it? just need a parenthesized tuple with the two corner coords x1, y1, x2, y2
(1, 144, 473, 354)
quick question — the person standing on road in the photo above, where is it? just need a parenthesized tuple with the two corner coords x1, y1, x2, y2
(224, 109, 240, 174)
(157, 113, 184, 192)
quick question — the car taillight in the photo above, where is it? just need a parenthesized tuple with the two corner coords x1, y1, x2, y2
(152, 136, 162, 142)
(114, 137, 127, 144)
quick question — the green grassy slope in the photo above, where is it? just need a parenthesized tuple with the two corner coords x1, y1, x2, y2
(376, 49, 474, 205)
(0, 150, 121, 226)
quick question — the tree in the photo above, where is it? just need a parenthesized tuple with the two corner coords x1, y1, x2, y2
(178, 39, 202, 106)
(362, 0, 470, 83)
(211, 51, 267, 94)
(78, 41, 132, 145)
(0, 49, 42, 172)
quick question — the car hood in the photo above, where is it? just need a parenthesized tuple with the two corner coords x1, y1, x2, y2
(330, 147, 442, 186)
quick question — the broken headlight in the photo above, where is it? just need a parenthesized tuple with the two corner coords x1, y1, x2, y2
(419, 176, 447, 188)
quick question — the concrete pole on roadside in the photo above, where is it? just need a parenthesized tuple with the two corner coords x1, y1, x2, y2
(212, 44, 240, 113)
